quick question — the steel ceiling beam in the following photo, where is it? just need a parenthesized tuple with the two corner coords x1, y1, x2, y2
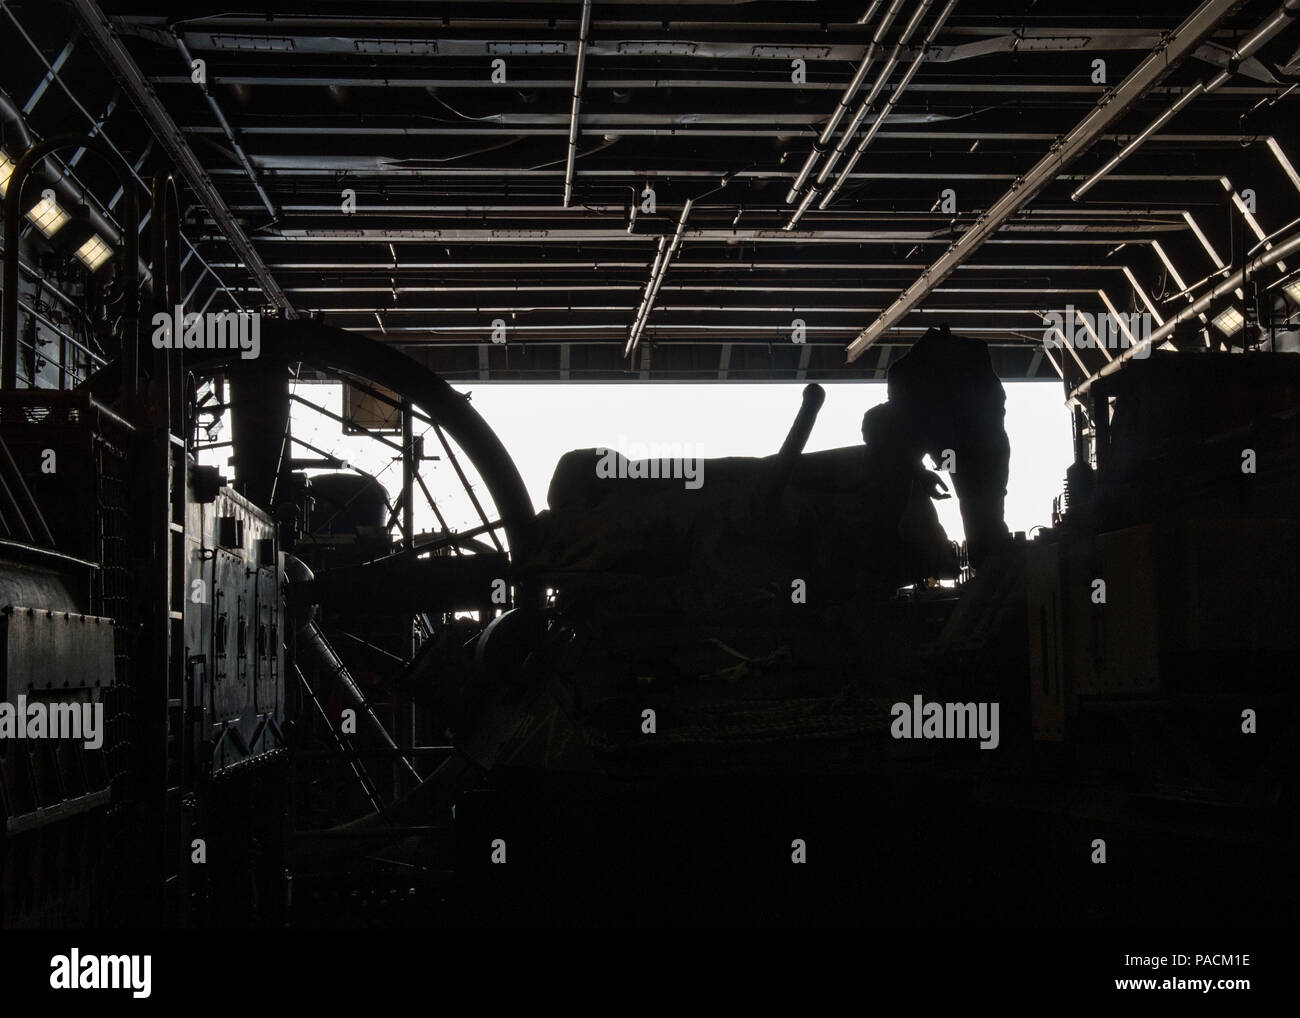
(342, 322, 1053, 336)
(282, 283, 1100, 295)
(348, 345, 1056, 383)
(194, 124, 1100, 137)
(210, 261, 1134, 275)
(205, 163, 1233, 180)
(234, 227, 1185, 244)
(220, 202, 1202, 217)
(113, 22, 1220, 62)
(144, 74, 1294, 97)
(309, 303, 1074, 315)
(23, 37, 77, 114)
(191, 111, 959, 128)
(845, 0, 1241, 362)
(1268, 136, 1300, 193)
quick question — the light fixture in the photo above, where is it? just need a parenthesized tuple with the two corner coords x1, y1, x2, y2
(1212, 307, 1244, 335)
(75, 234, 113, 270)
(1283, 279, 1300, 305)
(616, 41, 696, 56)
(25, 193, 69, 237)
(489, 41, 568, 55)
(0, 150, 13, 195)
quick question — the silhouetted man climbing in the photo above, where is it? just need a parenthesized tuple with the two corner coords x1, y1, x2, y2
(883, 324, 1011, 569)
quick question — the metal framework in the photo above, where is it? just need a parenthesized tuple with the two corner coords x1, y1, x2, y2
(0, 0, 1297, 386)
(845, 0, 1241, 360)
(1, 2, 245, 318)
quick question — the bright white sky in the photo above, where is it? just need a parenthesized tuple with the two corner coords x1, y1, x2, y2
(457, 382, 1074, 543)
(271, 380, 1074, 546)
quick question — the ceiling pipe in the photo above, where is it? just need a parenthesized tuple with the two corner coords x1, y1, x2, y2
(1072, 0, 1300, 201)
(1069, 224, 1300, 399)
(784, 0, 899, 204)
(626, 237, 667, 353)
(783, 186, 819, 231)
(846, 0, 1240, 362)
(626, 200, 693, 355)
(813, 0, 934, 194)
(562, 0, 594, 208)
(632, 202, 693, 345)
(818, 0, 958, 212)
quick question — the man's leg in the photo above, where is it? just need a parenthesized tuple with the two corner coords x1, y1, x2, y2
(953, 433, 1010, 568)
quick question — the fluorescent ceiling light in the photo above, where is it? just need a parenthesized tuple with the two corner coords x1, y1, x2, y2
(211, 34, 294, 51)
(0, 151, 14, 196)
(489, 41, 567, 55)
(617, 41, 696, 56)
(1283, 279, 1300, 304)
(26, 193, 69, 237)
(1212, 307, 1244, 335)
(75, 234, 113, 271)
(356, 39, 436, 56)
